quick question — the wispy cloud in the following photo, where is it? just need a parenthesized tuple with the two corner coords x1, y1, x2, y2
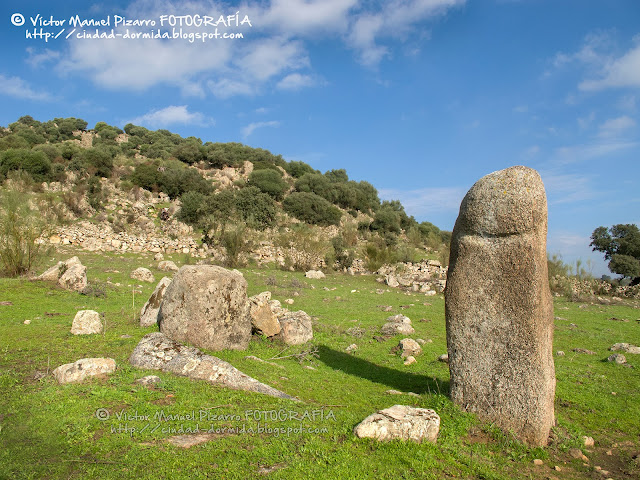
(540, 171, 598, 205)
(25, 47, 61, 68)
(597, 115, 636, 138)
(0, 74, 52, 101)
(242, 120, 280, 138)
(378, 186, 467, 218)
(552, 141, 638, 165)
(127, 105, 213, 128)
(276, 73, 318, 90)
(580, 42, 640, 91)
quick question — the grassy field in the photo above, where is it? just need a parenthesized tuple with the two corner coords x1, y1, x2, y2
(1, 247, 639, 479)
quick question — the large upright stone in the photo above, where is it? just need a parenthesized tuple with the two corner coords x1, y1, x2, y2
(445, 166, 555, 446)
(158, 265, 251, 351)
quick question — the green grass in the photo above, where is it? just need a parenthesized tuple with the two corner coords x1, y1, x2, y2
(1, 248, 639, 479)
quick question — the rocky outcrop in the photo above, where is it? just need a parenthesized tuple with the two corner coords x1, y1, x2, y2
(129, 332, 297, 400)
(71, 310, 102, 335)
(354, 405, 440, 443)
(53, 358, 116, 384)
(276, 311, 313, 345)
(140, 277, 172, 327)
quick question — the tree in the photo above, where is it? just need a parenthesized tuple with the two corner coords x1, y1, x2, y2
(590, 224, 640, 279)
(248, 169, 288, 200)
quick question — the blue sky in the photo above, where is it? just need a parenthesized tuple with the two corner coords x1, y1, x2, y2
(1, 0, 639, 277)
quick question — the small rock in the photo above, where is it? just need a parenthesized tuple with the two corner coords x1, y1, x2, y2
(71, 310, 103, 335)
(136, 375, 161, 385)
(554, 465, 561, 472)
(303, 365, 316, 370)
(407, 392, 420, 397)
(346, 344, 358, 353)
(166, 433, 215, 448)
(416, 338, 426, 345)
(131, 267, 154, 283)
(556, 351, 565, 356)
(381, 314, 414, 336)
(573, 348, 596, 355)
(607, 353, 627, 364)
(610, 343, 640, 354)
(53, 358, 116, 384)
(276, 311, 313, 345)
(23, 319, 31, 325)
(284, 298, 294, 305)
(386, 389, 403, 395)
(354, 405, 440, 443)
(154, 253, 164, 261)
(404, 356, 416, 366)
(399, 338, 422, 358)
(606, 450, 612, 456)
(582, 436, 595, 447)
(158, 260, 179, 272)
(568, 448, 583, 459)
(438, 353, 449, 363)
(305, 270, 325, 279)
(533, 459, 543, 466)
(120, 334, 132, 339)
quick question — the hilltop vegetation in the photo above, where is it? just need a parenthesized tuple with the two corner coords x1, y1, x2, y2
(0, 115, 451, 276)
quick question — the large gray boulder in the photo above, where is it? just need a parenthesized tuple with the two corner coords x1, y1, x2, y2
(276, 311, 313, 345)
(140, 277, 172, 327)
(53, 358, 116, 384)
(130, 332, 297, 400)
(445, 166, 555, 446)
(158, 265, 251, 351)
(57, 263, 87, 292)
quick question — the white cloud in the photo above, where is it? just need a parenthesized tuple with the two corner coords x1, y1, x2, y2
(577, 111, 596, 130)
(207, 78, 255, 98)
(539, 171, 597, 205)
(0, 74, 52, 101)
(242, 120, 280, 138)
(277, 73, 317, 90)
(580, 43, 640, 91)
(238, 37, 309, 81)
(598, 115, 636, 138)
(127, 105, 213, 128)
(25, 47, 61, 68)
(553, 141, 638, 165)
(378, 186, 466, 218)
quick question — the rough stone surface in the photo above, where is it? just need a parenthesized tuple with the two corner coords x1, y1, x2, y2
(158, 265, 251, 351)
(305, 270, 325, 279)
(158, 260, 179, 272)
(607, 353, 627, 364)
(129, 332, 296, 400)
(71, 310, 102, 335)
(135, 375, 161, 385)
(610, 343, 640, 354)
(399, 338, 422, 358)
(38, 256, 82, 282)
(276, 311, 313, 345)
(353, 405, 440, 443)
(131, 267, 155, 283)
(248, 292, 280, 337)
(445, 166, 555, 447)
(57, 263, 87, 292)
(381, 314, 415, 336)
(140, 277, 172, 327)
(53, 358, 116, 384)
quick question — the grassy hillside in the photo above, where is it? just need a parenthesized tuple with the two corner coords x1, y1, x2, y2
(1, 248, 639, 479)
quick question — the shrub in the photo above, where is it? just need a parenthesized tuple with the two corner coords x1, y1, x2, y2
(0, 149, 52, 182)
(248, 169, 288, 200)
(0, 190, 52, 276)
(82, 147, 114, 178)
(221, 225, 251, 267)
(177, 191, 206, 226)
(233, 187, 278, 229)
(283, 192, 341, 226)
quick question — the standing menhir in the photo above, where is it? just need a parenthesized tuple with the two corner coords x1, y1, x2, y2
(445, 166, 555, 446)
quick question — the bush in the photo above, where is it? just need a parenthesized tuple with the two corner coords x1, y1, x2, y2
(0, 149, 52, 182)
(0, 190, 52, 276)
(248, 169, 288, 200)
(234, 187, 278, 229)
(82, 147, 114, 178)
(177, 191, 206, 226)
(221, 225, 251, 267)
(283, 192, 342, 226)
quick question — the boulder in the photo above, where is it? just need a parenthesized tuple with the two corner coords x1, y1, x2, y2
(57, 264, 87, 292)
(53, 358, 116, 384)
(158, 260, 179, 272)
(70, 310, 102, 335)
(38, 256, 82, 281)
(276, 311, 313, 345)
(445, 166, 555, 446)
(399, 338, 422, 358)
(610, 343, 640, 354)
(607, 353, 627, 364)
(130, 332, 296, 400)
(248, 292, 280, 337)
(381, 314, 415, 336)
(131, 267, 154, 283)
(354, 405, 440, 443)
(385, 275, 400, 288)
(305, 270, 325, 279)
(158, 265, 251, 351)
(140, 277, 172, 327)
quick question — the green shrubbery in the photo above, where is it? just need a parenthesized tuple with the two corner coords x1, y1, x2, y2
(283, 192, 342, 226)
(247, 169, 288, 200)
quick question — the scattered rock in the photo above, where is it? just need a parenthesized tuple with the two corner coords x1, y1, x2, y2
(556, 351, 565, 356)
(582, 436, 595, 447)
(533, 459, 543, 466)
(166, 433, 216, 448)
(154, 253, 164, 261)
(284, 298, 294, 305)
(438, 353, 449, 363)
(130, 332, 297, 400)
(385, 275, 400, 288)
(38, 256, 82, 282)
(131, 267, 155, 283)
(346, 327, 365, 338)
(305, 270, 325, 279)
(58, 263, 88, 292)
(416, 338, 426, 345)
(573, 348, 596, 355)
(607, 353, 627, 364)
(23, 319, 31, 325)
(70, 310, 103, 335)
(398, 338, 422, 358)
(354, 405, 440, 443)
(386, 389, 403, 395)
(276, 311, 313, 345)
(158, 260, 179, 272)
(139, 277, 172, 327)
(159, 265, 251, 351)
(610, 343, 640, 354)
(53, 358, 116, 384)
(381, 314, 415, 336)
(346, 344, 358, 353)
(136, 375, 161, 385)
(248, 292, 280, 337)
(445, 166, 555, 447)
(120, 334, 132, 339)
(403, 355, 416, 366)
